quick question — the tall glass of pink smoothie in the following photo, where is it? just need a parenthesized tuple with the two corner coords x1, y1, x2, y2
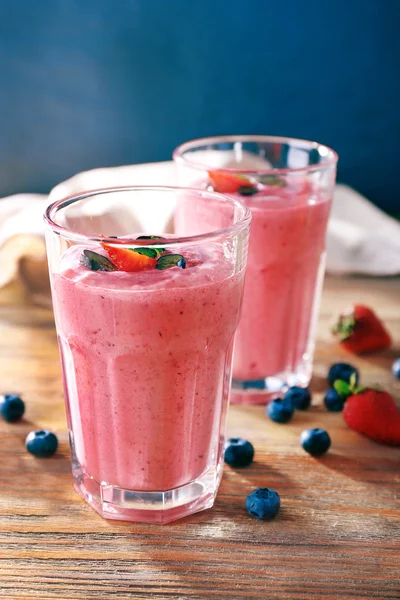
(44, 186, 250, 523)
(173, 136, 338, 404)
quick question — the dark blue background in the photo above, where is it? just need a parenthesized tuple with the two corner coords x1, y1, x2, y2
(0, 0, 399, 211)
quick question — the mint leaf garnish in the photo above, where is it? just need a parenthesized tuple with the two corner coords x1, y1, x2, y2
(257, 174, 287, 187)
(156, 254, 186, 270)
(135, 236, 165, 257)
(131, 248, 159, 259)
(81, 250, 117, 272)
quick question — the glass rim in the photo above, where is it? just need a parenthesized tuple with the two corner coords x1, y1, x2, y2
(44, 185, 252, 246)
(173, 134, 338, 175)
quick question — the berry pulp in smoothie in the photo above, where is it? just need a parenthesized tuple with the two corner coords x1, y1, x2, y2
(51, 244, 244, 492)
(175, 177, 331, 400)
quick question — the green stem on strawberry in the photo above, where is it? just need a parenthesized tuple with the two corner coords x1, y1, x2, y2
(332, 314, 356, 341)
(333, 371, 361, 399)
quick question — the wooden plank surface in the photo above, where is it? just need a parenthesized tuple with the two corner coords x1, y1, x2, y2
(0, 275, 399, 600)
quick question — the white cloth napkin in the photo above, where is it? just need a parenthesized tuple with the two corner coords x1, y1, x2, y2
(327, 186, 400, 275)
(0, 161, 399, 300)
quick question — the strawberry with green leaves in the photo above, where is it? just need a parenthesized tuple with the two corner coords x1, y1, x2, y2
(324, 372, 359, 412)
(332, 305, 392, 354)
(343, 388, 400, 446)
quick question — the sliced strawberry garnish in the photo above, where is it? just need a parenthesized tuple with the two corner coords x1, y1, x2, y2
(208, 170, 254, 194)
(101, 244, 158, 272)
(332, 304, 392, 354)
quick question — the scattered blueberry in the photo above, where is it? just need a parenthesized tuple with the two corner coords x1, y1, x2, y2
(25, 430, 58, 458)
(392, 359, 400, 379)
(328, 362, 359, 386)
(245, 487, 280, 520)
(266, 398, 294, 423)
(300, 428, 331, 456)
(284, 386, 311, 410)
(324, 388, 345, 412)
(224, 438, 254, 468)
(0, 394, 25, 423)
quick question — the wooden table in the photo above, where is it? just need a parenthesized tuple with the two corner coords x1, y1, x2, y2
(0, 276, 399, 600)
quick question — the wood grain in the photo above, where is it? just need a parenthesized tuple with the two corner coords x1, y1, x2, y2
(0, 276, 399, 600)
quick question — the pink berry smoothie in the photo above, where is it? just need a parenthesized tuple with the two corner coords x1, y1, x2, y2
(232, 182, 331, 386)
(51, 243, 244, 493)
(176, 179, 331, 402)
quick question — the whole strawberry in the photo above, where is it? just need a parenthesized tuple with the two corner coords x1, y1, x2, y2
(332, 305, 391, 354)
(343, 389, 400, 446)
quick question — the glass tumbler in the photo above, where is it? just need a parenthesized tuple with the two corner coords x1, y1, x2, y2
(44, 186, 250, 523)
(173, 136, 338, 403)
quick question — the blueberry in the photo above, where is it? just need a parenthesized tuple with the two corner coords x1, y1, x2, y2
(300, 428, 331, 456)
(238, 185, 258, 196)
(245, 487, 280, 520)
(0, 394, 25, 423)
(328, 362, 359, 386)
(324, 388, 345, 412)
(392, 359, 400, 379)
(284, 386, 311, 410)
(224, 437, 254, 467)
(25, 430, 58, 458)
(266, 398, 294, 423)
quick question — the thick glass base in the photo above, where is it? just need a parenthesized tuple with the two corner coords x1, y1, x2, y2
(72, 460, 221, 524)
(231, 359, 312, 405)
